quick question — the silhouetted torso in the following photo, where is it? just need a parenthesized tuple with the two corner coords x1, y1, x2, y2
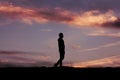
(58, 38, 65, 53)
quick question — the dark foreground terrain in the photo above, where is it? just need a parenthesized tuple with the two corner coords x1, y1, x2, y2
(0, 66, 120, 79)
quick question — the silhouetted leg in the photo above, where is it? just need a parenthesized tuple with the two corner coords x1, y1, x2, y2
(60, 59, 62, 67)
(54, 51, 65, 67)
(54, 57, 63, 67)
(59, 53, 64, 67)
(54, 58, 61, 67)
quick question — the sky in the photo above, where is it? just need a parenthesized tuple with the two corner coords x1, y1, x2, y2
(0, 0, 120, 67)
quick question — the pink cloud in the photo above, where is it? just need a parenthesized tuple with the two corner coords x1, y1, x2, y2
(0, 4, 73, 24)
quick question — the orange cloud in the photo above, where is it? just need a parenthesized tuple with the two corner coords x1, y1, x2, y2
(69, 10, 117, 27)
(0, 4, 119, 28)
(72, 55, 120, 68)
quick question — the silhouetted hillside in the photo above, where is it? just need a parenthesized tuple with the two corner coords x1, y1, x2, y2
(0, 66, 119, 79)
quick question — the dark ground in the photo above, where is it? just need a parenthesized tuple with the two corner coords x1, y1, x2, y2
(0, 66, 120, 79)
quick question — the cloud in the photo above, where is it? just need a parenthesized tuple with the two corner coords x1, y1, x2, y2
(0, 51, 51, 61)
(72, 55, 120, 68)
(40, 29, 53, 32)
(0, 51, 52, 67)
(70, 44, 81, 50)
(80, 41, 120, 52)
(69, 10, 117, 27)
(88, 29, 120, 37)
(0, 4, 120, 28)
(0, 4, 73, 24)
(2, 0, 120, 11)
(31, 55, 51, 61)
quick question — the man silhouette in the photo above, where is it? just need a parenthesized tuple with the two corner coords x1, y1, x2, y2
(54, 33, 65, 67)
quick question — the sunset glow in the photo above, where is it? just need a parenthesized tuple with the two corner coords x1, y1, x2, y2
(72, 55, 120, 68)
(0, 0, 120, 67)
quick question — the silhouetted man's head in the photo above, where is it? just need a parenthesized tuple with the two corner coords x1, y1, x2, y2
(59, 33, 64, 38)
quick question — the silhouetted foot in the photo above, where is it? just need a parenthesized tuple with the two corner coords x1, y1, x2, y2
(53, 64, 57, 67)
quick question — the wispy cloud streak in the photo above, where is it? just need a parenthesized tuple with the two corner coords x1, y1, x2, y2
(72, 55, 120, 68)
(80, 41, 120, 52)
(88, 29, 120, 37)
(0, 51, 52, 67)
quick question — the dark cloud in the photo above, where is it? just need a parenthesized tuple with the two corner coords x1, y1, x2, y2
(0, 51, 30, 54)
(36, 8, 73, 22)
(102, 18, 120, 28)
